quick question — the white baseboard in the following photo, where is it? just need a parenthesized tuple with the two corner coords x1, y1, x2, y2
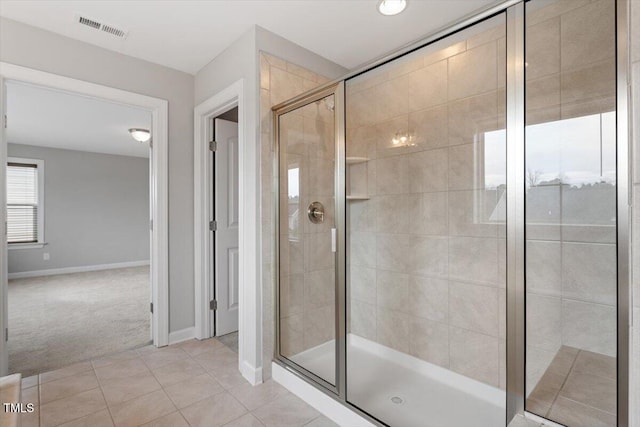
(8, 260, 150, 279)
(272, 362, 374, 427)
(240, 360, 263, 386)
(168, 327, 195, 345)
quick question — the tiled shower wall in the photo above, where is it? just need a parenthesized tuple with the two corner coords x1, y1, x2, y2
(346, 19, 508, 389)
(630, 0, 639, 423)
(524, 0, 618, 393)
(259, 53, 330, 379)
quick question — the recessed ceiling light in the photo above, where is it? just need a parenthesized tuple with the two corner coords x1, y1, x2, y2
(378, 0, 407, 16)
(129, 128, 151, 143)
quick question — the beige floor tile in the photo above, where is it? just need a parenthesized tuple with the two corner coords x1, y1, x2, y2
(177, 338, 225, 356)
(140, 347, 188, 370)
(58, 409, 114, 427)
(40, 388, 107, 427)
(141, 411, 189, 427)
(211, 367, 249, 390)
(109, 389, 175, 427)
(223, 413, 265, 427)
(39, 362, 93, 384)
(252, 393, 319, 427)
(151, 358, 205, 387)
(40, 371, 99, 404)
(548, 396, 616, 427)
(22, 375, 39, 389)
(572, 350, 616, 379)
(303, 415, 339, 427)
(99, 371, 161, 406)
(94, 358, 150, 382)
(180, 392, 247, 427)
(228, 380, 289, 411)
(163, 373, 224, 409)
(559, 371, 616, 414)
(193, 347, 238, 373)
(91, 350, 140, 369)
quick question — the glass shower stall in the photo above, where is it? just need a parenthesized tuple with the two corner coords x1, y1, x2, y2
(273, 0, 629, 425)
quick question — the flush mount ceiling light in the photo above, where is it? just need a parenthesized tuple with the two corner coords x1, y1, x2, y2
(128, 128, 151, 143)
(378, 0, 407, 16)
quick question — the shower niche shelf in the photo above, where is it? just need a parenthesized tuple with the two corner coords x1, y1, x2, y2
(346, 157, 369, 201)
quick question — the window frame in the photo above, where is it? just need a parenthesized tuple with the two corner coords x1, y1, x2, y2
(7, 156, 45, 249)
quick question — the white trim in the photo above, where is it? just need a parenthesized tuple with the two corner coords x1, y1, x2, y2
(194, 79, 261, 386)
(7, 260, 150, 279)
(7, 156, 45, 245)
(8, 243, 46, 250)
(272, 362, 375, 427)
(0, 62, 170, 375)
(168, 327, 196, 345)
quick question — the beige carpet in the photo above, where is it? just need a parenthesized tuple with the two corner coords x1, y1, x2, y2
(8, 266, 150, 377)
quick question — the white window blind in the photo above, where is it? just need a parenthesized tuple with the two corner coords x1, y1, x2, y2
(7, 162, 39, 243)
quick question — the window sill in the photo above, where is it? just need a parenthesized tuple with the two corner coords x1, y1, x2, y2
(8, 243, 47, 250)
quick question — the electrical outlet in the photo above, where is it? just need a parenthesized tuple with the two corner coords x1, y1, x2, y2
(43, 253, 50, 261)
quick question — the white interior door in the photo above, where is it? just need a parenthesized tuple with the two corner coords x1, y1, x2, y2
(214, 118, 239, 336)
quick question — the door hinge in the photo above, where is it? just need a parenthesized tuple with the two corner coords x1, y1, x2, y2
(209, 220, 217, 231)
(209, 140, 217, 151)
(150, 302, 153, 314)
(209, 300, 217, 310)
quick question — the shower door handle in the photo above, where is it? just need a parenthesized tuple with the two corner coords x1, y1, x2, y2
(331, 228, 337, 253)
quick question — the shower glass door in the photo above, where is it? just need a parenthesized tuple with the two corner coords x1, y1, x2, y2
(276, 89, 338, 388)
(345, 13, 507, 427)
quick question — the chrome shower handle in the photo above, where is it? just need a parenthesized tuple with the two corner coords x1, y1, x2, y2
(307, 201, 325, 224)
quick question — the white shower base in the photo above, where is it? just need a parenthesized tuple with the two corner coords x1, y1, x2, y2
(288, 334, 505, 427)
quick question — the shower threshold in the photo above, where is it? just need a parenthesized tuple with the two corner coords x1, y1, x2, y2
(288, 334, 506, 427)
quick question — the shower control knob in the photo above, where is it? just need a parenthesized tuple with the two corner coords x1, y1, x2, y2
(308, 201, 325, 224)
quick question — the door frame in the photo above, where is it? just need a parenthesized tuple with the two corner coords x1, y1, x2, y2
(0, 62, 170, 375)
(194, 79, 262, 385)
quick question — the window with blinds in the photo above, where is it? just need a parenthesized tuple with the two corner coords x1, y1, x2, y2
(7, 161, 40, 243)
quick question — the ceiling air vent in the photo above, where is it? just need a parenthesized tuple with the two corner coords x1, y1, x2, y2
(76, 14, 128, 39)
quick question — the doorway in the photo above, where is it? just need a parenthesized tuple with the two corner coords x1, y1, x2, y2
(0, 63, 169, 377)
(210, 108, 240, 346)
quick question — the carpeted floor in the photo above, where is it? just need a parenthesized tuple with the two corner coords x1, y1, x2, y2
(8, 266, 150, 377)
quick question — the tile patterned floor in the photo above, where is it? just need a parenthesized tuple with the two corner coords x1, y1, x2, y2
(526, 346, 616, 427)
(15, 337, 338, 427)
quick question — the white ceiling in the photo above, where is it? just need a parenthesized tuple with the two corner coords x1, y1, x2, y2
(0, 0, 499, 74)
(6, 81, 152, 158)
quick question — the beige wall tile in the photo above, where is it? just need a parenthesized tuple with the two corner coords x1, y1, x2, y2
(449, 281, 499, 336)
(409, 317, 449, 368)
(526, 240, 561, 296)
(526, 294, 562, 352)
(408, 148, 448, 193)
(560, 60, 616, 107)
(375, 155, 409, 194)
(408, 105, 448, 151)
(349, 232, 376, 268)
(562, 299, 616, 356)
(408, 276, 448, 322)
(449, 327, 500, 387)
(349, 265, 376, 305)
(449, 236, 499, 286)
(376, 270, 409, 311)
(376, 233, 410, 273)
(409, 236, 448, 278)
(303, 305, 334, 349)
(526, 75, 560, 112)
(448, 190, 500, 238)
(350, 300, 377, 340)
(560, 0, 615, 72)
(410, 192, 448, 236)
(408, 60, 447, 111)
(562, 242, 616, 306)
(376, 308, 409, 353)
(304, 268, 335, 309)
(377, 75, 409, 121)
(280, 313, 304, 357)
(526, 17, 561, 80)
(270, 67, 304, 106)
(376, 194, 409, 234)
(448, 42, 497, 101)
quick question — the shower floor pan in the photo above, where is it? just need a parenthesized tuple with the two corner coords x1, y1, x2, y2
(290, 334, 505, 427)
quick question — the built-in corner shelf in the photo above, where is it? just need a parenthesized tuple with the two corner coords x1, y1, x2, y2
(346, 156, 370, 201)
(346, 157, 369, 165)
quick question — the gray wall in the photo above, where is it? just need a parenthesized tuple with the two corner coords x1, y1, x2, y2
(0, 17, 195, 332)
(7, 144, 149, 274)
